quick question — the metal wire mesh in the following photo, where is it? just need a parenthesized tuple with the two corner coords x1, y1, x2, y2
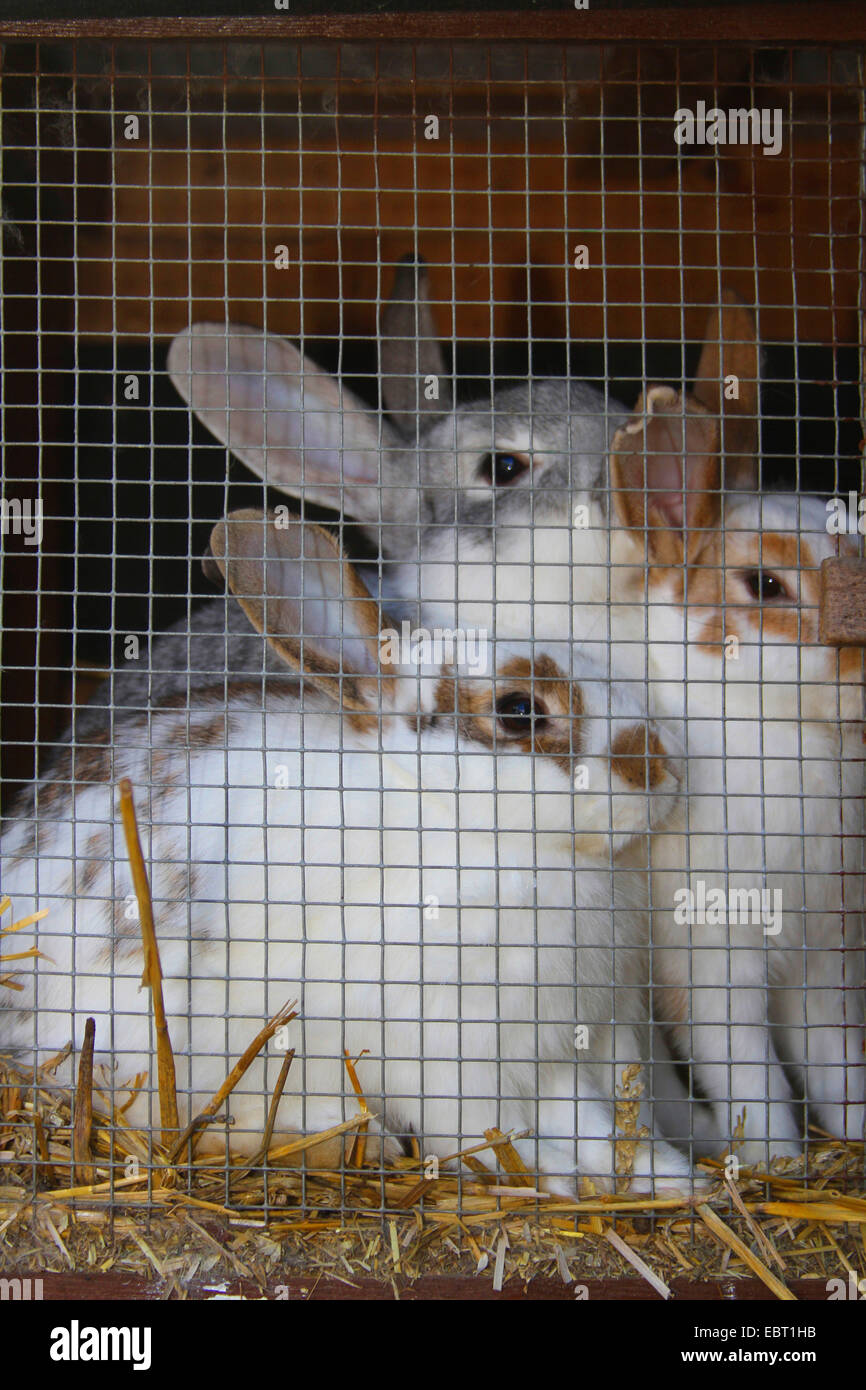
(0, 38, 864, 1220)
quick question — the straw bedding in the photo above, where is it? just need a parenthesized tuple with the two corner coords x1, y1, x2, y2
(1, 790, 864, 1300)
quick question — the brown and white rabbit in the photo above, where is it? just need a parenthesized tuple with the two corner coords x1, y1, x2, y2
(1, 512, 693, 1194)
(609, 392, 865, 1162)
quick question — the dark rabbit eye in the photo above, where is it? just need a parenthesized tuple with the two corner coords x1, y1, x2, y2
(479, 452, 530, 487)
(741, 569, 790, 602)
(496, 693, 548, 736)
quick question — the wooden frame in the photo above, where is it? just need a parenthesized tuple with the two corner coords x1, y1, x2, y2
(6, 1271, 848, 1300)
(1, 4, 866, 43)
(1, 8, 864, 1304)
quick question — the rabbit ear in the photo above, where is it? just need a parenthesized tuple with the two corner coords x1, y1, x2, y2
(201, 546, 224, 588)
(611, 386, 721, 566)
(168, 324, 400, 523)
(693, 290, 759, 489)
(380, 255, 452, 436)
(209, 509, 386, 710)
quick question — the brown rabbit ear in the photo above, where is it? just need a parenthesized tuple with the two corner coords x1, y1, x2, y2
(611, 386, 721, 567)
(693, 290, 759, 489)
(208, 509, 386, 711)
(380, 255, 452, 437)
(201, 548, 224, 588)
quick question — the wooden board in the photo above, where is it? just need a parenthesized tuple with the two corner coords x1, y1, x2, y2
(3, 6, 866, 42)
(3, 1270, 843, 1300)
(74, 121, 862, 346)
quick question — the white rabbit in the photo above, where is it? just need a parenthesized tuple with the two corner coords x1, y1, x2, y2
(165, 274, 863, 1163)
(1, 512, 693, 1195)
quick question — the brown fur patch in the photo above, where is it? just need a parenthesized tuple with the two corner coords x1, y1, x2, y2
(657, 987, 689, 1028)
(670, 530, 826, 655)
(432, 669, 458, 717)
(434, 655, 582, 773)
(28, 738, 113, 816)
(188, 864, 203, 903)
(726, 534, 817, 645)
(72, 737, 112, 770)
(161, 864, 194, 907)
(498, 656, 574, 720)
(838, 646, 866, 682)
(5, 820, 38, 869)
(753, 534, 814, 570)
(346, 710, 381, 737)
(109, 894, 142, 946)
(76, 832, 109, 895)
(742, 606, 802, 642)
(610, 725, 669, 789)
(96, 922, 143, 968)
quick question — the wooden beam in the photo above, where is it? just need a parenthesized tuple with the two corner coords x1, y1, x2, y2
(0, 1269, 847, 1300)
(2, 6, 866, 43)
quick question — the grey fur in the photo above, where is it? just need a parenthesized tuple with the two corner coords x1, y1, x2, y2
(70, 595, 293, 740)
(379, 253, 452, 437)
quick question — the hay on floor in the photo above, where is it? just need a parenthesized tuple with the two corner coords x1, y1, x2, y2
(1, 797, 864, 1298)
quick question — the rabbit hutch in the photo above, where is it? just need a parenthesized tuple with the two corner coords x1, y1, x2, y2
(1, 0, 865, 1309)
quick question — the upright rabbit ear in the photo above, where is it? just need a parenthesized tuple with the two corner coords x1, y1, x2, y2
(208, 509, 386, 710)
(610, 386, 721, 566)
(693, 290, 759, 490)
(168, 324, 401, 523)
(380, 255, 452, 437)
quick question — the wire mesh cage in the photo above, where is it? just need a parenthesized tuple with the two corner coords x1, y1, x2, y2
(0, 16, 865, 1298)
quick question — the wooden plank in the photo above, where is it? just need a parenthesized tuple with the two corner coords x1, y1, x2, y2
(1, 1270, 843, 1300)
(820, 556, 866, 648)
(74, 125, 861, 345)
(2, 7, 866, 43)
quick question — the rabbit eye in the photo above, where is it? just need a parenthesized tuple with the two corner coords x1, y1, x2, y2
(741, 569, 790, 602)
(479, 452, 530, 487)
(495, 692, 549, 736)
